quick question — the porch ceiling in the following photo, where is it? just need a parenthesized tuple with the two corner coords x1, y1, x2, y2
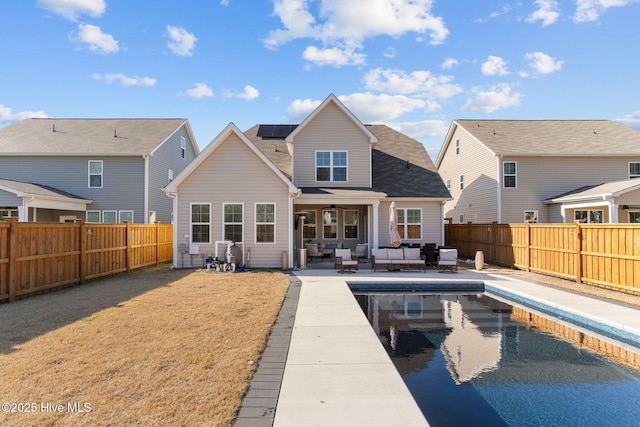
(297, 187, 387, 205)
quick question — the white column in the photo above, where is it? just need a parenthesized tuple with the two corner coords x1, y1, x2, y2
(372, 200, 380, 249)
(609, 200, 619, 223)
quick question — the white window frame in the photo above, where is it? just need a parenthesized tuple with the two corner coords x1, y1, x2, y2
(459, 175, 464, 190)
(223, 203, 243, 242)
(119, 210, 134, 223)
(343, 210, 359, 240)
(397, 208, 422, 240)
(455, 138, 460, 155)
(255, 203, 276, 244)
(168, 169, 174, 183)
(86, 211, 101, 223)
(103, 210, 117, 224)
(322, 209, 338, 239)
(629, 162, 640, 179)
(88, 160, 103, 188)
(574, 209, 604, 223)
(446, 179, 451, 190)
(191, 203, 211, 244)
(524, 210, 538, 223)
(315, 151, 348, 182)
(300, 210, 317, 240)
(0, 209, 19, 219)
(503, 161, 517, 188)
(180, 136, 186, 159)
(629, 211, 640, 223)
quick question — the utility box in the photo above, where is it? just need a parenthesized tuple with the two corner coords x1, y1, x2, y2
(189, 244, 200, 255)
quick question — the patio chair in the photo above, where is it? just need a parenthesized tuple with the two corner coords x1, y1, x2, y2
(422, 243, 437, 269)
(354, 243, 368, 262)
(438, 248, 458, 273)
(334, 248, 358, 273)
(305, 243, 324, 263)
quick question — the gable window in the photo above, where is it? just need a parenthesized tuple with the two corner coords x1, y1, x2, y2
(459, 175, 464, 190)
(575, 209, 603, 223)
(524, 210, 538, 223)
(224, 203, 243, 242)
(180, 136, 186, 159)
(256, 203, 275, 243)
(630, 162, 640, 179)
(629, 211, 640, 223)
(301, 210, 317, 239)
(316, 151, 347, 182)
(397, 208, 421, 240)
(88, 160, 103, 188)
(503, 162, 517, 188)
(191, 204, 210, 243)
(446, 179, 451, 190)
(168, 169, 174, 183)
(344, 210, 358, 239)
(455, 139, 460, 155)
(86, 211, 101, 223)
(322, 210, 337, 239)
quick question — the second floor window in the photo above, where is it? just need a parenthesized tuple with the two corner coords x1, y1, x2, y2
(503, 162, 517, 188)
(316, 151, 347, 182)
(630, 162, 640, 179)
(89, 160, 103, 188)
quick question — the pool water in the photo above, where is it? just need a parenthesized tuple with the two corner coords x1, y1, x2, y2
(353, 292, 640, 427)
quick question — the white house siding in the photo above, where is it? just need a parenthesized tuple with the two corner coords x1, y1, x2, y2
(378, 200, 444, 246)
(175, 133, 290, 268)
(500, 156, 638, 224)
(149, 125, 198, 224)
(438, 126, 497, 223)
(292, 103, 371, 187)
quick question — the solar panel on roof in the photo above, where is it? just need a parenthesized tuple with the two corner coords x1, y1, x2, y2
(257, 124, 298, 139)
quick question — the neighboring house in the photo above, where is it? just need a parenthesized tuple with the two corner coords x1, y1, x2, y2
(435, 119, 640, 224)
(164, 94, 451, 268)
(0, 118, 198, 224)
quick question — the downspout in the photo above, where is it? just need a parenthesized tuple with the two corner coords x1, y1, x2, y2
(165, 190, 179, 268)
(496, 155, 503, 223)
(441, 200, 446, 246)
(143, 154, 150, 224)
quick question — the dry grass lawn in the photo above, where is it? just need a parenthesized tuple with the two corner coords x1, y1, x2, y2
(0, 266, 290, 427)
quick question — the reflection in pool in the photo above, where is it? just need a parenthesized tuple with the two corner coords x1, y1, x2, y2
(353, 292, 640, 427)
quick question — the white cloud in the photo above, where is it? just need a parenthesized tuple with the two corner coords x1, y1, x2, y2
(186, 83, 214, 99)
(616, 111, 640, 130)
(303, 45, 366, 67)
(363, 68, 462, 100)
(92, 73, 157, 86)
(37, 0, 105, 22)
(220, 0, 229, 5)
(387, 119, 449, 139)
(71, 24, 119, 54)
(442, 57, 459, 69)
(0, 104, 48, 124)
(383, 47, 396, 59)
(481, 55, 509, 76)
(287, 98, 322, 120)
(264, 0, 448, 67)
(527, 0, 560, 26)
(574, 0, 639, 23)
(461, 83, 523, 113)
(524, 51, 563, 74)
(166, 25, 197, 57)
(236, 85, 260, 100)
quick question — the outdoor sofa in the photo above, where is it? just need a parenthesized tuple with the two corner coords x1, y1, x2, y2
(371, 248, 425, 271)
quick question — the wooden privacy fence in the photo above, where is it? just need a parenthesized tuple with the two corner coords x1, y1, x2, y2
(446, 222, 640, 295)
(0, 218, 173, 302)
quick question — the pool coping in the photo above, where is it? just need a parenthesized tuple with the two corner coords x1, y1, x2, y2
(233, 268, 640, 427)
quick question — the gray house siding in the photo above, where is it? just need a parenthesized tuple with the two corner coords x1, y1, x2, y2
(148, 125, 198, 224)
(438, 126, 497, 223)
(0, 156, 145, 223)
(0, 190, 21, 206)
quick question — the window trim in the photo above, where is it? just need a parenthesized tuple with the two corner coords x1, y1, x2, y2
(459, 175, 464, 190)
(223, 203, 244, 243)
(119, 210, 134, 223)
(574, 209, 604, 223)
(343, 209, 359, 240)
(255, 203, 276, 244)
(180, 136, 186, 159)
(455, 138, 460, 155)
(168, 169, 174, 183)
(503, 161, 517, 188)
(524, 210, 538, 223)
(629, 210, 640, 223)
(446, 179, 451, 190)
(322, 209, 338, 239)
(397, 207, 422, 240)
(629, 162, 640, 179)
(103, 210, 117, 224)
(191, 203, 211, 244)
(86, 210, 101, 223)
(88, 160, 103, 188)
(300, 210, 317, 240)
(315, 150, 348, 183)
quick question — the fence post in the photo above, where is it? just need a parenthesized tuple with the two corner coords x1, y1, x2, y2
(575, 221, 582, 284)
(125, 221, 132, 272)
(525, 221, 531, 272)
(491, 221, 498, 264)
(78, 219, 86, 283)
(6, 217, 18, 302)
(155, 222, 160, 264)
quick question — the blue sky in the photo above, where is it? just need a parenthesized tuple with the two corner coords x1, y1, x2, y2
(1, 0, 639, 160)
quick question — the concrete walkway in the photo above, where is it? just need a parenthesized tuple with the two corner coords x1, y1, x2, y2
(239, 267, 640, 427)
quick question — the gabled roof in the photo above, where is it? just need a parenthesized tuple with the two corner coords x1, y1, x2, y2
(544, 179, 640, 204)
(164, 123, 296, 194)
(285, 94, 377, 144)
(0, 178, 92, 211)
(246, 123, 451, 199)
(0, 118, 198, 156)
(438, 120, 640, 165)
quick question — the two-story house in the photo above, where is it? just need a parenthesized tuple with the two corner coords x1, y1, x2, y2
(0, 118, 199, 224)
(164, 94, 451, 268)
(436, 119, 640, 224)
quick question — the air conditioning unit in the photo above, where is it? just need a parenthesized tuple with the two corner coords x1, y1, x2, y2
(189, 244, 200, 255)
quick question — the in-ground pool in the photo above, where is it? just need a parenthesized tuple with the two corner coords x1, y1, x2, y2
(353, 290, 640, 427)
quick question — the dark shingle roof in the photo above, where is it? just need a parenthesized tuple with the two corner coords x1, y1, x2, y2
(245, 123, 450, 199)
